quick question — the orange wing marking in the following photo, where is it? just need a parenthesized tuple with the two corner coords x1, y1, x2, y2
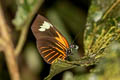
(55, 31, 69, 48)
(51, 54, 63, 64)
(41, 49, 52, 54)
(62, 56, 65, 60)
(47, 53, 59, 62)
(40, 47, 48, 49)
(55, 42, 65, 50)
(53, 47, 66, 57)
(56, 54, 62, 59)
(57, 41, 66, 50)
(44, 51, 55, 58)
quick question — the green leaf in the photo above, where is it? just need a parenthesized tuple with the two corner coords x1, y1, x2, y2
(90, 42, 120, 80)
(84, 0, 120, 57)
(44, 60, 77, 80)
(44, 56, 100, 80)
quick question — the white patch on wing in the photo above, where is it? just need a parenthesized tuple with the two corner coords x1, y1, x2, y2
(38, 21, 53, 31)
(39, 28, 45, 31)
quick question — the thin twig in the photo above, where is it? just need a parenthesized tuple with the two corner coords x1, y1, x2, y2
(0, 4, 20, 80)
(102, 0, 120, 19)
(15, 23, 29, 56)
(0, 38, 6, 51)
(15, 0, 43, 56)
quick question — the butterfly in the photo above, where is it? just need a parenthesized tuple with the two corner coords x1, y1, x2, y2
(31, 15, 78, 64)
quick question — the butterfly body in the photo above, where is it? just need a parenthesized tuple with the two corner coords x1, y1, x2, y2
(31, 15, 72, 64)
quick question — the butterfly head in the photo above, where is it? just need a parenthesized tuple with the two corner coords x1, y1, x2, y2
(66, 48, 72, 56)
(66, 44, 79, 56)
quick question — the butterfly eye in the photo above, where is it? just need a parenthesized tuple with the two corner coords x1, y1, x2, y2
(66, 48, 72, 56)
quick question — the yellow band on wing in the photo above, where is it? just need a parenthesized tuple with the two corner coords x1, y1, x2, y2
(51, 54, 63, 64)
(53, 47, 66, 57)
(55, 31, 69, 48)
(55, 42, 65, 50)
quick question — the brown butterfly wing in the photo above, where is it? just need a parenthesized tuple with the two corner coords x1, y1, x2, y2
(37, 37, 67, 64)
(32, 16, 54, 38)
(31, 15, 69, 64)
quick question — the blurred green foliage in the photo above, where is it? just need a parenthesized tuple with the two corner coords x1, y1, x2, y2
(0, 0, 120, 80)
(12, 0, 43, 30)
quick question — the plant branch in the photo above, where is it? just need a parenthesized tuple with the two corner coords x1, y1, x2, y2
(44, 56, 99, 80)
(0, 38, 6, 51)
(0, 4, 20, 80)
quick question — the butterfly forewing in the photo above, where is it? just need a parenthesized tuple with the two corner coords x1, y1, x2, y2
(31, 15, 69, 64)
(32, 15, 60, 39)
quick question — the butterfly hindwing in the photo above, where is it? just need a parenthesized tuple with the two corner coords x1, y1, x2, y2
(37, 37, 67, 64)
(31, 15, 69, 64)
